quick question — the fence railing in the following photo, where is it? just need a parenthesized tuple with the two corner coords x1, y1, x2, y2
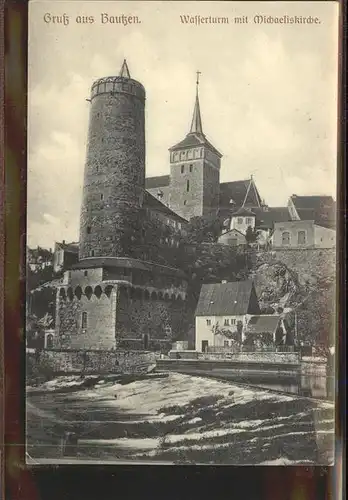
(207, 345, 295, 354)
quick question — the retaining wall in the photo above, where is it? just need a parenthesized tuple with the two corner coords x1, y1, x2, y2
(29, 349, 156, 375)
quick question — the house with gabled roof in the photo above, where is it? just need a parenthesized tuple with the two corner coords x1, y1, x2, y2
(195, 280, 260, 352)
(271, 194, 336, 249)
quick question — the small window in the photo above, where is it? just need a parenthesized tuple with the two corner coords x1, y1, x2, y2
(184, 200, 187, 205)
(237, 218, 243, 224)
(246, 218, 253, 225)
(298, 231, 306, 245)
(100, 193, 104, 200)
(178, 222, 181, 230)
(84, 270, 88, 277)
(81, 312, 87, 329)
(90, 250, 94, 257)
(186, 180, 190, 192)
(282, 231, 291, 246)
(231, 319, 236, 325)
(189, 164, 193, 172)
(224, 319, 230, 326)
(206, 319, 211, 326)
(87, 226, 91, 234)
(181, 165, 184, 174)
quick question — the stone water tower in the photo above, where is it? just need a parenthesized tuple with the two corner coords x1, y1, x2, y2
(79, 60, 146, 260)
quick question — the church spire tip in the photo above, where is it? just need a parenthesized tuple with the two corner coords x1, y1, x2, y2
(119, 59, 131, 79)
(190, 71, 203, 135)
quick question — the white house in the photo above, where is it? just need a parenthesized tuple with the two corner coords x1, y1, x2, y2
(195, 280, 261, 352)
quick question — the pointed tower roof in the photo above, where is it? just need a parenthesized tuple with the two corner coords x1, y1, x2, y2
(169, 71, 222, 157)
(190, 83, 203, 135)
(119, 59, 131, 79)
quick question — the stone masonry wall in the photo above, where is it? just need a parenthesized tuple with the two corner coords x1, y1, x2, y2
(116, 288, 186, 350)
(79, 77, 146, 259)
(30, 349, 156, 375)
(57, 288, 117, 350)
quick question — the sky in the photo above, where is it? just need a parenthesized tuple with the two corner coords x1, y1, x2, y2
(28, 0, 339, 249)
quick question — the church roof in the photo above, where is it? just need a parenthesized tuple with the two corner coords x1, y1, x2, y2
(145, 175, 170, 189)
(232, 207, 256, 216)
(169, 132, 222, 157)
(190, 91, 203, 134)
(219, 180, 263, 211)
(169, 78, 222, 157)
(144, 191, 187, 223)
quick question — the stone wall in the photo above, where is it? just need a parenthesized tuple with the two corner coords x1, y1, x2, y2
(30, 349, 155, 375)
(198, 351, 300, 364)
(79, 76, 146, 259)
(57, 289, 117, 350)
(116, 288, 186, 350)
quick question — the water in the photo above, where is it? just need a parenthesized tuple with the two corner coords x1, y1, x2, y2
(252, 362, 332, 400)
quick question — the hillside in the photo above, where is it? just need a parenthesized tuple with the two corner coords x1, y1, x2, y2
(249, 248, 336, 347)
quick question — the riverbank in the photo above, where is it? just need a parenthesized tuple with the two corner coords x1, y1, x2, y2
(26, 373, 334, 465)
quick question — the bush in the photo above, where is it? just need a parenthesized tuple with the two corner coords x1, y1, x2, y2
(26, 351, 55, 385)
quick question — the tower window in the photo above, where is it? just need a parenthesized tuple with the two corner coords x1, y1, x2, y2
(81, 312, 88, 329)
(87, 226, 91, 234)
(181, 165, 184, 174)
(186, 180, 190, 192)
(189, 164, 193, 172)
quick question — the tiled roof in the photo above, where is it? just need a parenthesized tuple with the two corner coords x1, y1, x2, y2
(196, 280, 257, 316)
(246, 315, 281, 335)
(219, 180, 262, 211)
(253, 207, 291, 229)
(232, 207, 256, 216)
(169, 132, 222, 157)
(71, 257, 186, 277)
(220, 228, 246, 237)
(145, 175, 170, 189)
(290, 195, 336, 229)
(144, 192, 187, 223)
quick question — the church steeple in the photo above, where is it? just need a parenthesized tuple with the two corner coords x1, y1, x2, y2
(189, 71, 203, 135)
(119, 59, 131, 79)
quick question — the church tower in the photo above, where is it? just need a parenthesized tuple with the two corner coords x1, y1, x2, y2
(168, 73, 222, 220)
